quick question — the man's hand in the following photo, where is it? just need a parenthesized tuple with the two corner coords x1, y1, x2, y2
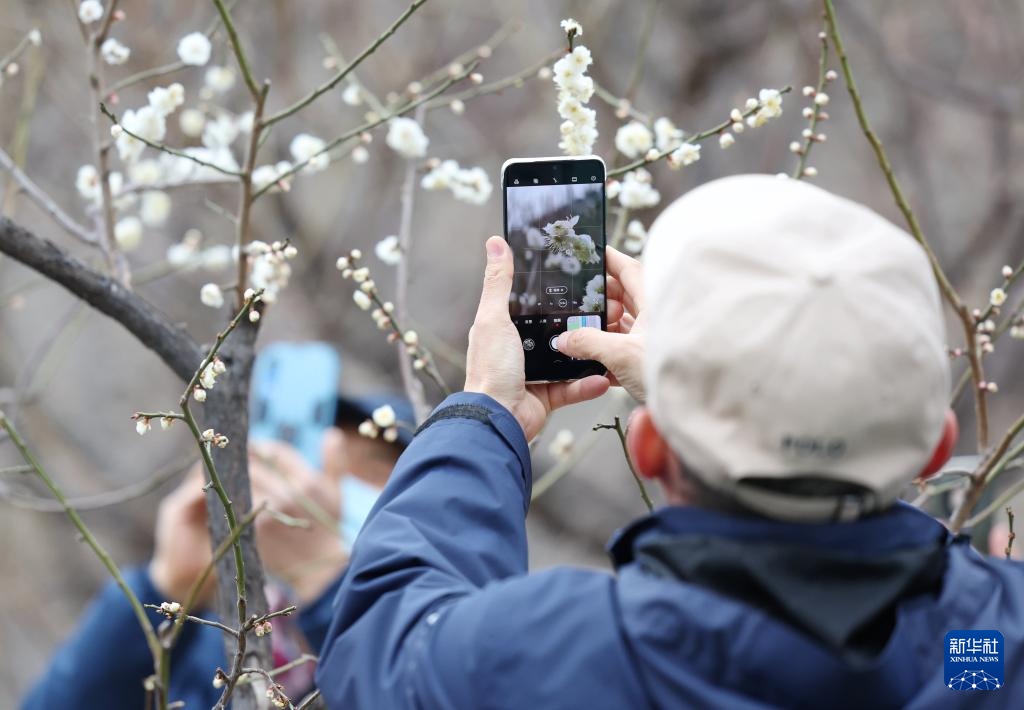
(557, 246, 647, 402)
(149, 463, 215, 605)
(250, 441, 347, 603)
(464, 236, 610, 440)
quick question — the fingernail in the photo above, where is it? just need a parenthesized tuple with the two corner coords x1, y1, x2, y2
(486, 236, 504, 258)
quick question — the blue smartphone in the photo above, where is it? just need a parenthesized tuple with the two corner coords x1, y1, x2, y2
(249, 342, 340, 470)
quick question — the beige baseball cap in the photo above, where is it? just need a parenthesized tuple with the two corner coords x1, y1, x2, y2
(643, 174, 950, 522)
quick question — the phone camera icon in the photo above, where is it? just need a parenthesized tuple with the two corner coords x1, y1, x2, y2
(522, 338, 535, 351)
(513, 179, 519, 185)
(571, 176, 578, 183)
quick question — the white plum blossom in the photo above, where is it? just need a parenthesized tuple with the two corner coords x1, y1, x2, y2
(385, 117, 428, 158)
(548, 429, 574, 459)
(654, 117, 684, 152)
(78, 1, 103, 24)
(202, 113, 239, 149)
(75, 165, 99, 201)
(746, 88, 786, 128)
(147, 83, 185, 117)
(420, 159, 491, 204)
(372, 405, 396, 428)
(177, 32, 212, 66)
(342, 83, 362, 106)
(991, 288, 1007, 307)
(129, 159, 162, 186)
(136, 418, 151, 436)
(179, 108, 205, 137)
(200, 283, 224, 308)
(719, 132, 736, 149)
(204, 66, 236, 93)
(614, 121, 653, 159)
(352, 289, 372, 310)
(623, 219, 647, 253)
(160, 146, 239, 183)
(28, 29, 42, 46)
(351, 146, 369, 164)
(617, 168, 660, 209)
(140, 191, 171, 226)
(114, 216, 143, 251)
(667, 142, 700, 170)
(541, 214, 600, 265)
(560, 18, 582, 37)
(252, 161, 293, 192)
(552, 43, 597, 155)
(201, 245, 233, 271)
(545, 251, 581, 275)
(117, 106, 166, 163)
(246, 242, 293, 304)
(289, 133, 329, 172)
(100, 38, 130, 65)
(580, 273, 605, 312)
(375, 235, 402, 265)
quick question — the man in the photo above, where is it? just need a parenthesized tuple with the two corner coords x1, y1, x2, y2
(316, 175, 1023, 708)
(22, 391, 411, 709)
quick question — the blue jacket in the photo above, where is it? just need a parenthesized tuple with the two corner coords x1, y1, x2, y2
(22, 567, 341, 709)
(317, 392, 1024, 709)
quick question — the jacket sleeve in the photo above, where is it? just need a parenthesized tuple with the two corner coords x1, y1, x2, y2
(315, 392, 534, 708)
(21, 566, 213, 710)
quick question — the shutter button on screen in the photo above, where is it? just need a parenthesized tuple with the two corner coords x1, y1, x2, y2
(549, 335, 560, 351)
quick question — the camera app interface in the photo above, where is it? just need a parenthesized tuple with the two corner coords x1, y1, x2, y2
(505, 178, 605, 378)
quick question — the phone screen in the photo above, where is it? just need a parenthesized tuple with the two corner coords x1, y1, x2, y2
(502, 157, 607, 382)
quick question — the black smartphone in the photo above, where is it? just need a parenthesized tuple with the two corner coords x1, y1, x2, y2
(501, 156, 607, 383)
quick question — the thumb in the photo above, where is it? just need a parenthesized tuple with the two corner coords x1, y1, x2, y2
(557, 327, 625, 368)
(474, 236, 514, 322)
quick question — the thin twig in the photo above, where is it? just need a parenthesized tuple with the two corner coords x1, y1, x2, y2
(213, 0, 260, 98)
(594, 417, 653, 512)
(254, 59, 480, 200)
(100, 103, 244, 178)
(623, 0, 660, 104)
(423, 51, 561, 110)
(0, 454, 194, 512)
(792, 26, 830, 179)
(822, 0, 988, 451)
(1006, 508, 1016, 560)
(954, 412, 1024, 531)
(0, 147, 95, 244)
(263, 0, 431, 127)
(0, 412, 161, 661)
(606, 86, 793, 178)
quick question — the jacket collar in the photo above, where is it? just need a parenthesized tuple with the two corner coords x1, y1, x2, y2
(608, 500, 949, 569)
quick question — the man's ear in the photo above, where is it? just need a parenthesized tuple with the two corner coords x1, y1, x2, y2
(918, 409, 959, 480)
(626, 407, 672, 482)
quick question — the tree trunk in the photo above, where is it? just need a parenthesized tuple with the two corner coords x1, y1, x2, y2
(205, 326, 272, 709)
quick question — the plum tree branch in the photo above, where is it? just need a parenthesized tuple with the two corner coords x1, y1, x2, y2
(0, 217, 203, 381)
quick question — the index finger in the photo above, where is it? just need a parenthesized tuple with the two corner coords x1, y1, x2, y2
(605, 246, 645, 311)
